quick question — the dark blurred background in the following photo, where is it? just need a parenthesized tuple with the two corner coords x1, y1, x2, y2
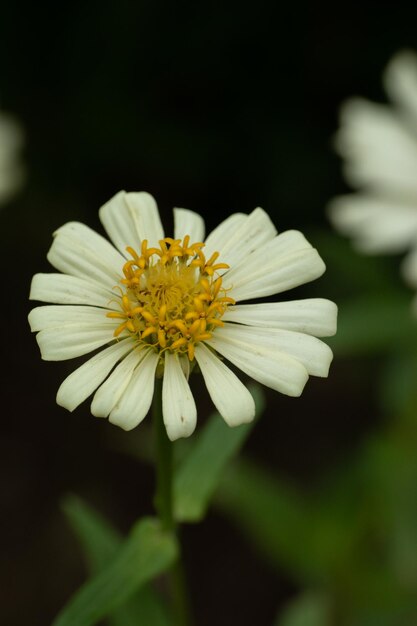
(2, 3, 417, 625)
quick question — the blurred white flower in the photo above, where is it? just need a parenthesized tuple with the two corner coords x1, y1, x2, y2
(327, 50, 417, 308)
(29, 191, 337, 440)
(0, 108, 24, 205)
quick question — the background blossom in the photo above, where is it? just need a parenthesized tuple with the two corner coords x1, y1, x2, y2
(327, 50, 417, 311)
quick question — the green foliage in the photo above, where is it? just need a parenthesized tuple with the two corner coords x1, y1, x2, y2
(378, 352, 417, 416)
(53, 513, 177, 626)
(62, 495, 120, 572)
(214, 458, 315, 582)
(52, 230, 417, 625)
(173, 383, 265, 522)
(275, 591, 333, 626)
(62, 495, 172, 626)
(215, 416, 417, 625)
(327, 293, 417, 357)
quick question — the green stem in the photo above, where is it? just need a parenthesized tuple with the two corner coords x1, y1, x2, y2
(153, 377, 193, 626)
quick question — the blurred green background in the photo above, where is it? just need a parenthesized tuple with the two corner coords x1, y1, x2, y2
(2, 2, 417, 625)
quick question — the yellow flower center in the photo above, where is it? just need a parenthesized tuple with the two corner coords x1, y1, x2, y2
(107, 236, 234, 361)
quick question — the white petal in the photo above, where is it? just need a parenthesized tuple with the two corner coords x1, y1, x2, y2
(162, 352, 197, 440)
(203, 212, 247, 259)
(204, 207, 277, 269)
(335, 97, 417, 196)
(179, 353, 190, 380)
(194, 343, 255, 426)
(230, 249, 325, 301)
(401, 246, 417, 287)
(384, 49, 417, 126)
(328, 194, 417, 253)
(223, 299, 338, 337)
(28, 305, 117, 331)
(29, 273, 115, 307)
(222, 233, 325, 301)
(109, 350, 159, 430)
(173, 207, 205, 243)
(216, 324, 333, 377)
(99, 190, 142, 255)
(56, 339, 133, 411)
(47, 222, 124, 287)
(124, 192, 164, 247)
(225, 230, 312, 285)
(36, 326, 116, 361)
(91, 348, 147, 418)
(207, 336, 308, 397)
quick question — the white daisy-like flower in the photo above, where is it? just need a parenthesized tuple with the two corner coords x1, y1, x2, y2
(327, 49, 417, 308)
(0, 107, 24, 206)
(28, 191, 337, 441)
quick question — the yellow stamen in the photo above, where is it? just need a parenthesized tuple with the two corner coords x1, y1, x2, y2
(141, 326, 156, 339)
(141, 310, 157, 324)
(126, 320, 136, 333)
(171, 337, 188, 350)
(158, 328, 167, 348)
(171, 320, 189, 335)
(106, 312, 128, 320)
(185, 311, 199, 321)
(114, 322, 128, 337)
(207, 317, 224, 327)
(108, 234, 233, 361)
(189, 319, 202, 335)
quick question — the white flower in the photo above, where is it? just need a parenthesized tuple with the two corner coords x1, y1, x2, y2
(327, 49, 417, 308)
(0, 108, 24, 206)
(29, 191, 337, 440)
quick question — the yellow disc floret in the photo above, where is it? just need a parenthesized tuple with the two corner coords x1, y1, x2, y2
(107, 236, 234, 361)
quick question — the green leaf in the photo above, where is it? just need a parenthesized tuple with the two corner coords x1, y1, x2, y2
(62, 495, 121, 572)
(107, 593, 170, 626)
(215, 450, 412, 599)
(173, 383, 265, 522)
(274, 591, 332, 626)
(62, 495, 172, 626)
(213, 457, 317, 582)
(363, 435, 417, 593)
(52, 516, 178, 626)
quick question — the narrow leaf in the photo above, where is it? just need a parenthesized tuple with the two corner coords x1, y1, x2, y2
(275, 591, 332, 626)
(62, 494, 120, 572)
(52, 516, 177, 626)
(213, 457, 316, 581)
(62, 495, 171, 626)
(173, 383, 265, 522)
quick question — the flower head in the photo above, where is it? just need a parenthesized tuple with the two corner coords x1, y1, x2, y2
(29, 191, 337, 440)
(0, 107, 24, 206)
(327, 49, 417, 309)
